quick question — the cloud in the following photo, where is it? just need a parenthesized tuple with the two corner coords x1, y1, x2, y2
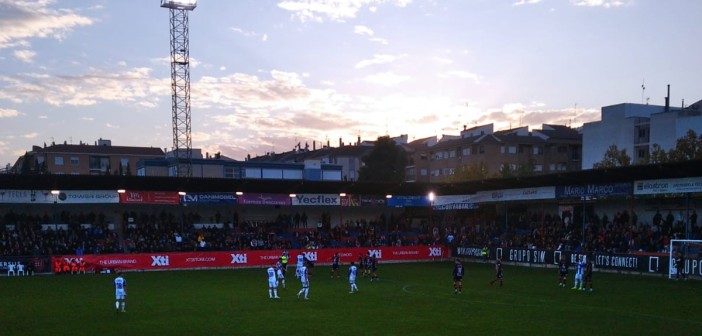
(0, 0, 94, 49)
(369, 37, 388, 45)
(277, 0, 411, 23)
(13, 49, 36, 62)
(231, 27, 268, 42)
(22, 132, 38, 139)
(0, 67, 169, 107)
(0, 108, 20, 118)
(571, 0, 628, 8)
(432, 57, 453, 65)
(363, 72, 410, 86)
(441, 70, 482, 84)
(513, 0, 542, 6)
(355, 54, 401, 69)
(353, 25, 374, 36)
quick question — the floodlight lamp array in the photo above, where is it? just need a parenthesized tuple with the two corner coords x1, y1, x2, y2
(160, 0, 197, 11)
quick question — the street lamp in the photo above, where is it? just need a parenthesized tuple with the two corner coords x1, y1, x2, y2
(428, 191, 435, 226)
(339, 193, 347, 227)
(178, 191, 186, 234)
(50, 190, 60, 225)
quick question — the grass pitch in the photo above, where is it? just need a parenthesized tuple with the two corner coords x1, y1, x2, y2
(1, 261, 700, 336)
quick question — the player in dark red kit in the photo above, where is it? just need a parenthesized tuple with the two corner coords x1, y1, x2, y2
(453, 259, 464, 294)
(558, 256, 569, 288)
(489, 258, 503, 287)
(330, 253, 340, 278)
(364, 253, 373, 278)
(583, 258, 594, 292)
(369, 255, 379, 281)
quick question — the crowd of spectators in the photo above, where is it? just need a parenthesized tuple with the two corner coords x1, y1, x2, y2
(1, 206, 700, 257)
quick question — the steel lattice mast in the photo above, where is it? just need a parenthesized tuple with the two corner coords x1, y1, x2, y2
(161, 0, 197, 177)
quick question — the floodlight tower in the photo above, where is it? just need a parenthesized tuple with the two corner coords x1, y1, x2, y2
(161, 0, 197, 177)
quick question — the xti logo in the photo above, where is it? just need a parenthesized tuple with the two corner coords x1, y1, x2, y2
(429, 248, 442, 257)
(230, 254, 248, 264)
(151, 256, 170, 266)
(368, 250, 382, 258)
(302, 252, 318, 261)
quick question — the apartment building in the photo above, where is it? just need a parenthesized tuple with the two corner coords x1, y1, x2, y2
(404, 124, 582, 183)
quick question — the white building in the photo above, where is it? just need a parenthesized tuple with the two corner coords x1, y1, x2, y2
(582, 98, 702, 169)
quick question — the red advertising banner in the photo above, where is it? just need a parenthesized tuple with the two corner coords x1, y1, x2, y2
(119, 191, 180, 204)
(52, 246, 449, 273)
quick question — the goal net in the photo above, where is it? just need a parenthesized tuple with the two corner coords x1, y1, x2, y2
(669, 239, 702, 279)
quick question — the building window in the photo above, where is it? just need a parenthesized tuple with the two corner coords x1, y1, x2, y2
(533, 146, 543, 155)
(433, 169, 441, 176)
(462, 148, 471, 156)
(406, 167, 415, 177)
(54, 156, 64, 166)
(479, 145, 485, 154)
(120, 159, 129, 167)
(420, 168, 428, 176)
(420, 153, 428, 160)
(449, 150, 456, 158)
(637, 149, 647, 159)
(500, 145, 505, 154)
(549, 164, 556, 171)
(534, 164, 543, 172)
(508, 146, 517, 154)
(571, 147, 580, 160)
(70, 157, 79, 165)
(224, 167, 235, 178)
(557, 145, 567, 153)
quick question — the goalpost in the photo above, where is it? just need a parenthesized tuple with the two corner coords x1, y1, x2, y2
(669, 239, 702, 279)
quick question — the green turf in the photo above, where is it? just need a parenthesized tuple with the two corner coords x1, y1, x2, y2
(1, 262, 700, 336)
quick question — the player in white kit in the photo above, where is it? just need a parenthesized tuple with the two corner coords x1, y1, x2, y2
(295, 253, 305, 279)
(296, 262, 310, 300)
(267, 264, 280, 299)
(572, 256, 586, 290)
(114, 271, 127, 312)
(348, 261, 359, 293)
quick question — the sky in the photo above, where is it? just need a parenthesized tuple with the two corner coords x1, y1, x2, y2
(1, 0, 701, 168)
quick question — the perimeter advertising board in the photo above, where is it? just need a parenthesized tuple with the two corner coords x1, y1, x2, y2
(53, 246, 448, 272)
(454, 246, 679, 276)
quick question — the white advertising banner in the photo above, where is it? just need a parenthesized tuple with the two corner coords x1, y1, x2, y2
(0, 190, 54, 203)
(634, 177, 702, 195)
(56, 190, 120, 204)
(432, 195, 478, 210)
(474, 186, 555, 203)
(291, 194, 341, 206)
(0, 190, 120, 204)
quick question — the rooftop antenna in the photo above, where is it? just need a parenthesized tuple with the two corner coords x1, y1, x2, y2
(641, 80, 646, 104)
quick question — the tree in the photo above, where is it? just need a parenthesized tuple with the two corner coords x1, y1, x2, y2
(498, 163, 515, 178)
(358, 136, 407, 183)
(645, 143, 668, 164)
(516, 158, 536, 177)
(446, 161, 490, 182)
(593, 144, 631, 169)
(667, 129, 702, 161)
(20, 153, 31, 174)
